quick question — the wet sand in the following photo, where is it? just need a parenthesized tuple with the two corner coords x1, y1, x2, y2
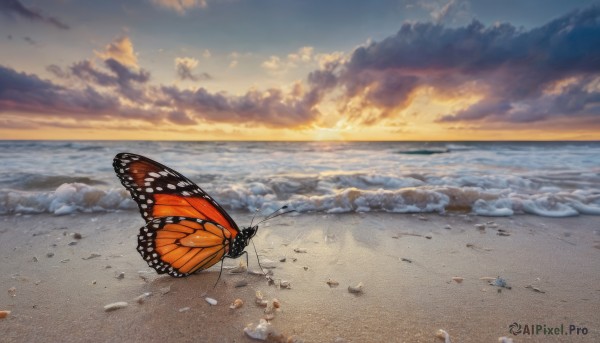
(1, 212, 599, 342)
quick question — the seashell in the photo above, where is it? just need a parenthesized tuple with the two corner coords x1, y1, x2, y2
(255, 291, 268, 307)
(452, 277, 464, 284)
(135, 292, 152, 304)
(230, 298, 244, 309)
(0, 310, 11, 319)
(279, 280, 292, 289)
(114, 272, 125, 279)
(8, 287, 16, 297)
(444, 224, 452, 230)
(32, 256, 38, 262)
(103, 302, 128, 312)
(272, 298, 281, 309)
(435, 329, 451, 343)
(293, 248, 307, 253)
(326, 279, 339, 287)
(178, 307, 190, 312)
(205, 297, 218, 306)
(348, 282, 363, 294)
(243, 319, 273, 340)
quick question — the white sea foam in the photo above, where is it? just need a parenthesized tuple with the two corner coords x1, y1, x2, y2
(0, 141, 599, 217)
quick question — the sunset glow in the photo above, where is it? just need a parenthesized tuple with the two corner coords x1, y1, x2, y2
(1, 1, 600, 141)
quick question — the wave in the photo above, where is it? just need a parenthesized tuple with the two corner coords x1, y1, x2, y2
(1, 181, 598, 217)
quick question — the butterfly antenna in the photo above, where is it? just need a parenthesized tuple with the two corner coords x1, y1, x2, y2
(256, 205, 296, 226)
(249, 207, 260, 227)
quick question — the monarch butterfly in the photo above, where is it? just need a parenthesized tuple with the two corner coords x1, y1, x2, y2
(113, 153, 286, 278)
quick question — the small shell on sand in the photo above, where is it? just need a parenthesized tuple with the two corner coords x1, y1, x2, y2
(135, 292, 152, 304)
(8, 287, 16, 297)
(0, 310, 10, 319)
(326, 279, 339, 287)
(435, 329, 451, 343)
(178, 307, 190, 312)
(230, 298, 244, 309)
(255, 291, 268, 307)
(452, 277, 464, 283)
(159, 285, 171, 295)
(293, 248, 307, 253)
(279, 280, 292, 289)
(272, 298, 281, 309)
(348, 282, 364, 294)
(444, 224, 452, 230)
(244, 319, 273, 340)
(205, 297, 218, 306)
(114, 272, 125, 279)
(104, 302, 128, 312)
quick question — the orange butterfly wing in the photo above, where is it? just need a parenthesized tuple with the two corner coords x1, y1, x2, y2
(113, 152, 240, 238)
(138, 216, 232, 277)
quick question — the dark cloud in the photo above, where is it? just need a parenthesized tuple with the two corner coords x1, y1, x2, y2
(0, 0, 70, 30)
(333, 5, 600, 125)
(0, 65, 117, 116)
(159, 85, 321, 128)
(70, 58, 150, 100)
(175, 57, 212, 82)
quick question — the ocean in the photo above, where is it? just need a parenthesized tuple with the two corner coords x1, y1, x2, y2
(0, 141, 599, 217)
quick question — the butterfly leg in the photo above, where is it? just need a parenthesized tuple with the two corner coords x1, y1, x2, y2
(251, 240, 266, 274)
(213, 258, 226, 289)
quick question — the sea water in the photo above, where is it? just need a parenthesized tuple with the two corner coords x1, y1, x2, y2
(0, 141, 599, 217)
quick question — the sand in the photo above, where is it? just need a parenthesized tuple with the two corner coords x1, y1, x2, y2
(1, 211, 599, 342)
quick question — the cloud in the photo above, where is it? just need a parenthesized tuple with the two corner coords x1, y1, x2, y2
(68, 58, 151, 101)
(261, 46, 316, 75)
(330, 5, 600, 125)
(158, 85, 323, 128)
(0, 0, 69, 30)
(174, 57, 211, 81)
(0, 65, 118, 117)
(151, 0, 207, 15)
(95, 35, 139, 68)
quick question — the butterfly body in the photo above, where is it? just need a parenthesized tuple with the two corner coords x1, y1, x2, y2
(113, 152, 257, 277)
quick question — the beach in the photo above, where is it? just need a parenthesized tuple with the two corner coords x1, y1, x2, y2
(1, 211, 599, 342)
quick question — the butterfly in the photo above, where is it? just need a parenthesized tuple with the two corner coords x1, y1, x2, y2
(113, 152, 268, 278)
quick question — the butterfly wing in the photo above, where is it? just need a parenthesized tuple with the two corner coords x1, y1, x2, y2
(138, 216, 232, 277)
(113, 152, 240, 238)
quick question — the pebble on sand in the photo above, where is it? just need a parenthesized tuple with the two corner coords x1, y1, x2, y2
(326, 279, 339, 287)
(103, 302, 128, 312)
(435, 329, 451, 343)
(348, 282, 364, 294)
(82, 253, 101, 260)
(46, 252, 54, 258)
(452, 277, 464, 284)
(293, 248, 307, 253)
(0, 310, 10, 319)
(135, 292, 152, 304)
(235, 280, 248, 288)
(72, 232, 82, 239)
(230, 298, 244, 309)
(205, 297, 218, 306)
(244, 319, 273, 340)
(115, 272, 125, 279)
(178, 307, 191, 312)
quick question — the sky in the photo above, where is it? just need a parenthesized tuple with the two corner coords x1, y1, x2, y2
(1, 0, 599, 141)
